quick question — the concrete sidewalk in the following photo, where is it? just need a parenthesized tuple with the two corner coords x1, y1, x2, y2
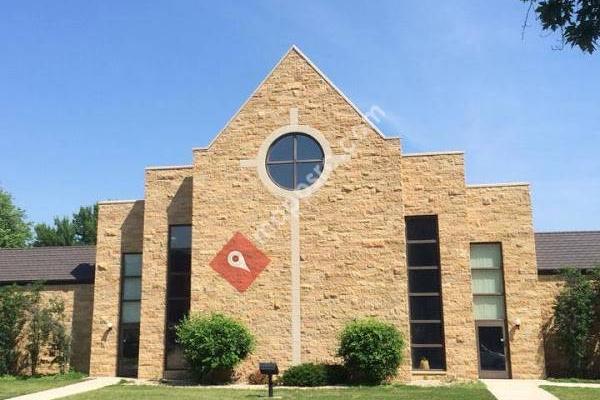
(482, 379, 600, 400)
(483, 379, 558, 400)
(8, 377, 122, 400)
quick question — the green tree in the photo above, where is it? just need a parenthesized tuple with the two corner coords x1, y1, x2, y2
(26, 289, 54, 375)
(0, 283, 71, 376)
(26, 291, 70, 375)
(48, 299, 71, 374)
(0, 188, 32, 248)
(553, 268, 600, 377)
(0, 285, 33, 375)
(73, 204, 98, 245)
(522, 0, 600, 53)
(33, 204, 97, 246)
(34, 217, 76, 247)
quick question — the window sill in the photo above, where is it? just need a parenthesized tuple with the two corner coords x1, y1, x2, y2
(411, 370, 447, 375)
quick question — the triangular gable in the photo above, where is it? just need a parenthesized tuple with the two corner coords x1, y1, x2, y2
(194, 45, 398, 152)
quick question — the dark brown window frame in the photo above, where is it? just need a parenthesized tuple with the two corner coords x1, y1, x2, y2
(470, 242, 512, 379)
(405, 215, 447, 371)
(117, 252, 142, 378)
(265, 132, 324, 191)
(470, 242, 508, 321)
(163, 224, 192, 373)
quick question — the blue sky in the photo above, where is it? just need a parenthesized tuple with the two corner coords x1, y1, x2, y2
(1, 1, 599, 231)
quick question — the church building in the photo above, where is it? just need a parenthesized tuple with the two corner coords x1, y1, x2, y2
(88, 46, 545, 381)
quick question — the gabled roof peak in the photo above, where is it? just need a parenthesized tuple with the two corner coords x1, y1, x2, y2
(276, 46, 393, 139)
(193, 46, 398, 152)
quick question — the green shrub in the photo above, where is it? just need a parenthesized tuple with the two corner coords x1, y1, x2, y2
(553, 268, 600, 377)
(280, 363, 348, 386)
(0, 283, 71, 376)
(323, 363, 348, 385)
(25, 288, 71, 376)
(47, 299, 72, 374)
(281, 363, 328, 386)
(338, 318, 405, 384)
(175, 313, 254, 383)
(0, 285, 32, 375)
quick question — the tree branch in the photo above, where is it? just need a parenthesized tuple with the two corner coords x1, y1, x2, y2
(522, 0, 536, 40)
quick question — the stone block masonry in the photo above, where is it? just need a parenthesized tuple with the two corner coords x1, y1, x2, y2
(90, 200, 144, 376)
(90, 47, 545, 382)
(137, 167, 192, 379)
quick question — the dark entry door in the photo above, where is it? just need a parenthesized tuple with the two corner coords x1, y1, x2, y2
(117, 323, 140, 378)
(476, 322, 509, 378)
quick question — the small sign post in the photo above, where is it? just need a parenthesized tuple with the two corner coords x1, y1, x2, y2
(259, 362, 279, 398)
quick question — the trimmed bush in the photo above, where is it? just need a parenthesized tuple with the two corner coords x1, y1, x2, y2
(281, 363, 328, 386)
(323, 363, 348, 385)
(281, 363, 348, 386)
(338, 318, 405, 384)
(175, 313, 254, 383)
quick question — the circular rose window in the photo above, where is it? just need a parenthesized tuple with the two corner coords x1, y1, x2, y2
(265, 133, 324, 191)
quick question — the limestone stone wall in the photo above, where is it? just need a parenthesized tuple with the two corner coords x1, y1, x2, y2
(41, 284, 94, 373)
(90, 200, 144, 376)
(467, 185, 544, 378)
(16, 283, 93, 375)
(402, 153, 478, 380)
(88, 48, 544, 382)
(538, 275, 563, 329)
(137, 167, 192, 379)
(538, 274, 567, 376)
(191, 48, 408, 381)
(538, 273, 600, 377)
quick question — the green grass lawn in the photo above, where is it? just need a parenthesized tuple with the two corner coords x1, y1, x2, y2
(0, 372, 86, 399)
(64, 382, 495, 400)
(541, 385, 600, 400)
(547, 377, 600, 384)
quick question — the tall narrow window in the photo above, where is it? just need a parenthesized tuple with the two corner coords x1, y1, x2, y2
(165, 225, 191, 371)
(405, 216, 446, 370)
(470, 243, 510, 378)
(117, 253, 142, 377)
(471, 244, 505, 320)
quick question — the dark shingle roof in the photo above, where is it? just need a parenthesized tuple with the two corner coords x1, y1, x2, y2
(1, 232, 598, 280)
(535, 231, 600, 272)
(0, 246, 95, 284)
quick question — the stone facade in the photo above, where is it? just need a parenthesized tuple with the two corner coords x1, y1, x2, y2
(16, 284, 94, 375)
(89, 47, 547, 381)
(402, 153, 479, 380)
(538, 274, 600, 378)
(191, 48, 407, 381)
(466, 185, 544, 378)
(138, 167, 192, 379)
(90, 200, 144, 376)
(538, 275, 567, 376)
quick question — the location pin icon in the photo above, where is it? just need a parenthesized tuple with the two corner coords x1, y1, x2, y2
(227, 250, 250, 272)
